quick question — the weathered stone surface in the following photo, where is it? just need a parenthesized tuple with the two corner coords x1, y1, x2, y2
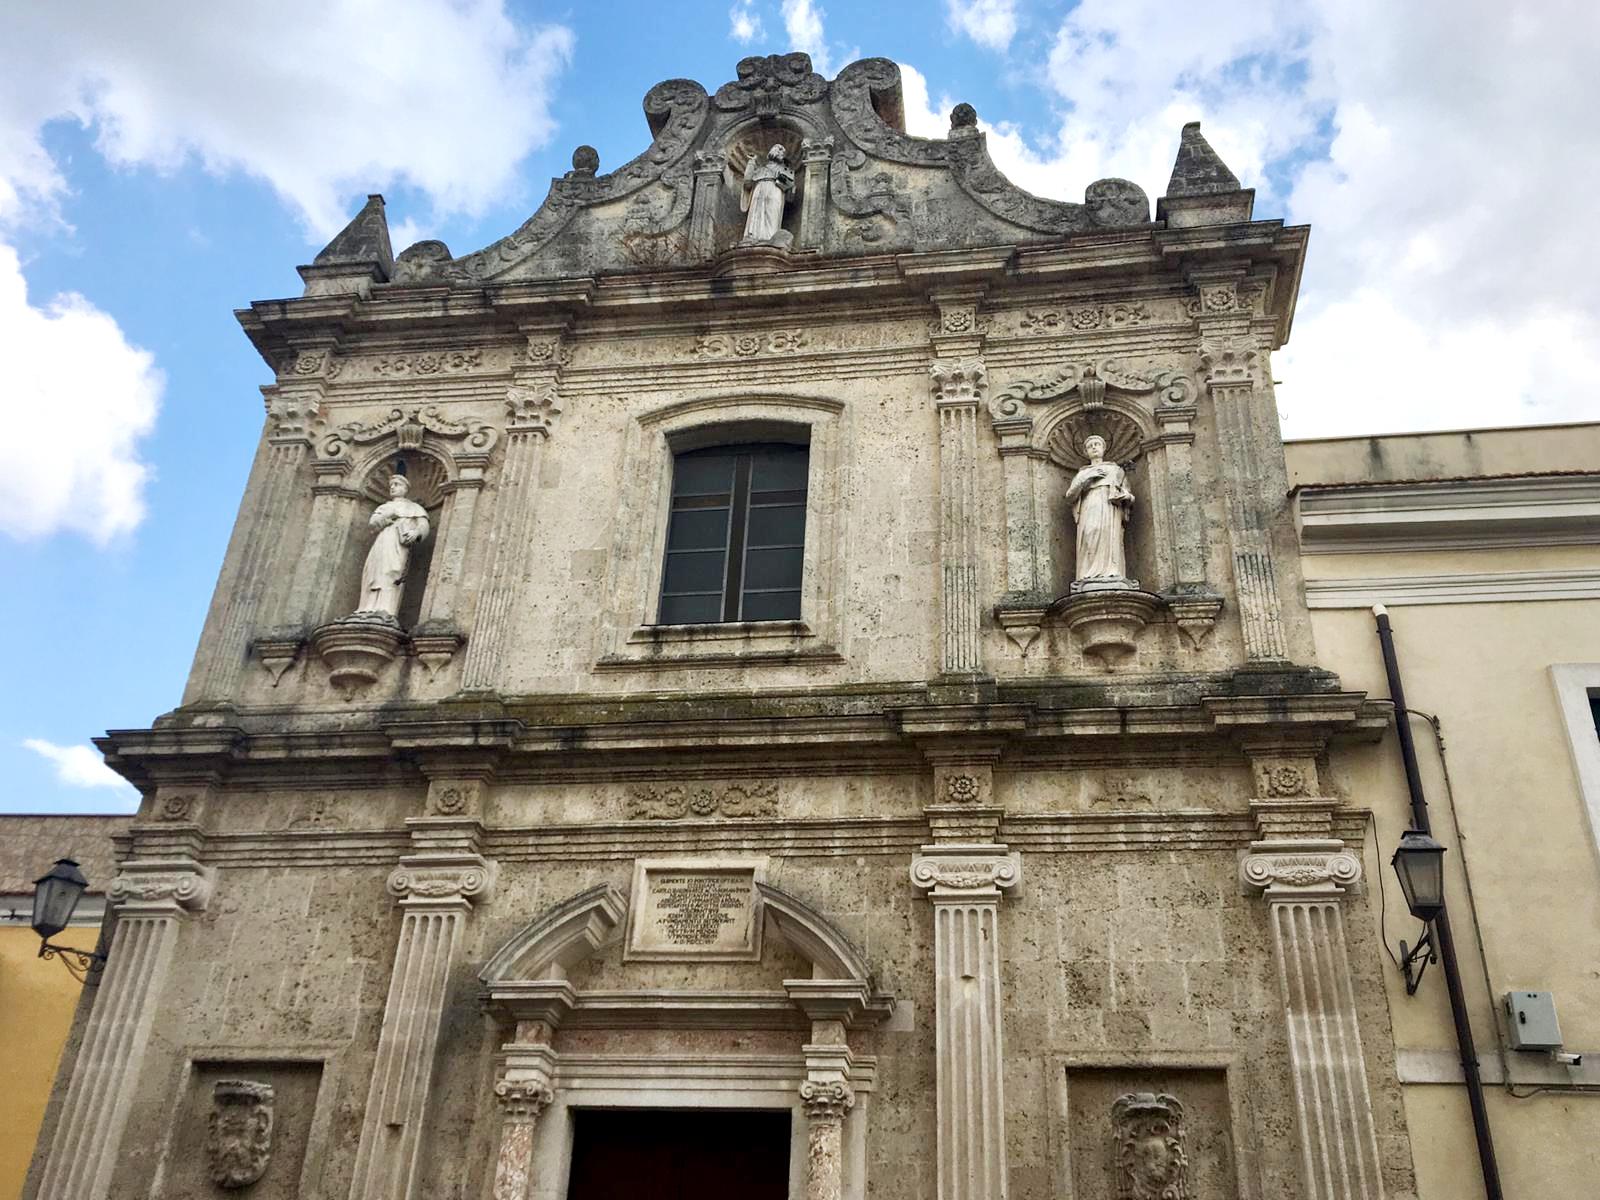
(29, 48, 1420, 1200)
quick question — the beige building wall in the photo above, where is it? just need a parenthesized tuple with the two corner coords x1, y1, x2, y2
(1289, 425, 1600, 1199)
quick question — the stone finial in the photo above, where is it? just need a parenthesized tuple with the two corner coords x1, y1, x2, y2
(300, 193, 394, 295)
(1164, 122, 1240, 196)
(568, 145, 600, 178)
(1156, 122, 1253, 227)
(950, 102, 979, 138)
(313, 193, 395, 274)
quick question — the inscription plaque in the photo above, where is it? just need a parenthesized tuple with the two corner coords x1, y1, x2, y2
(624, 858, 767, 961)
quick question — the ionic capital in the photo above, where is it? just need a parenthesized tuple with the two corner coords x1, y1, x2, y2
(1240, 839, 1362, 902)
(386, 852, 492, 909)
(910, 847, 1021, 899)
(107, 858, 214, 917)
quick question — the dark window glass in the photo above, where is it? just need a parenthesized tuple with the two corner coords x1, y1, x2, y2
(659, 442, 808, 624)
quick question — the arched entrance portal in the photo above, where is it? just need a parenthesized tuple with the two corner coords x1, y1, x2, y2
(479, 873, 896, 1200)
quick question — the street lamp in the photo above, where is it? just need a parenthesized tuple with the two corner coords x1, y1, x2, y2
(31, 858, 106, 980)
(1391, 830, 1446, 994)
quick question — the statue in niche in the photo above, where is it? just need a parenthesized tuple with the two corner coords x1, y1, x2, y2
(206, 1080, 275, 1189)
(740, 144, 795, 247)
(354, 469, 430, 619)
(1064, 434, 1135, 586)
(1111, 1092, 1188, 1200)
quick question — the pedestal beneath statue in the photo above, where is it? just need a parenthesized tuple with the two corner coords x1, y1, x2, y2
(1056, 583, 1162, 671)
(311, 612, 405, 696)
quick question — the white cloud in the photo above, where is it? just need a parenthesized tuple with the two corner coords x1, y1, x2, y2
(730, 0, 764, 43)
(946, 0, 1019, 51)
(23, 738, 136, 795)
(0, 0, 575, 238)
(911, 1, 1600, 435)
(782, 0, 834, 77)
(0, 243, 161, 542)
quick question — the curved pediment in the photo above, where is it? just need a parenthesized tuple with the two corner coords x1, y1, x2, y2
(352, 53, 1179, 289)
(480, 877, 894, 1029)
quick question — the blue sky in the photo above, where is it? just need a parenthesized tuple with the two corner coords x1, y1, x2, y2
(3, 0, 1598, 814)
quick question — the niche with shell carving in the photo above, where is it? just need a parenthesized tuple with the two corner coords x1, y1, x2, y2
(989, 363, 1189, 603)
(343, 452, 448, 630)
(712, 124, 809, 253)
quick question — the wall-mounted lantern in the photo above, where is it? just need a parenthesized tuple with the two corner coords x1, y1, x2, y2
(31, 858, 107, 982)
(1391, 830, 1446, 994)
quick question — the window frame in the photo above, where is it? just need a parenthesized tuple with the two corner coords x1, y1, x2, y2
(596, 395, 848, 671)
(658, 442, 809, 626)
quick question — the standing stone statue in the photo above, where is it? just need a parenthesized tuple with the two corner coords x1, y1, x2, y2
(1064, 434, 1134, 585)
(355, 473, 430, 618)
(740, 144, 795, 247)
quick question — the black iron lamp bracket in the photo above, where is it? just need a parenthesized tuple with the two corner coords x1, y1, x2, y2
(1399, 924, 1437, 996)
(38, 939, 107, 978)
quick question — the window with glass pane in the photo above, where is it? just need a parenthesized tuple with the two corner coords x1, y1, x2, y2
(659, 443, 807, 624)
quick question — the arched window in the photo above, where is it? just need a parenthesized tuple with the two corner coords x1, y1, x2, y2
(658, 443, 808, 624)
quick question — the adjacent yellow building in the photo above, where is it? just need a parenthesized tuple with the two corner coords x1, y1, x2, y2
(0, 816, 127, 1200)
(1288, 421, 1600, 1198)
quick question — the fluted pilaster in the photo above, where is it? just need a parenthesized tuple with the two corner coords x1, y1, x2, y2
(911, 847, 1021, 1200)
(348, 852, 489, 1200)
(931, 359, 987, 676)
(459, 377, 560, 691)
(35, 859, 213, 1200)
(1242, 840, 1384, 1200)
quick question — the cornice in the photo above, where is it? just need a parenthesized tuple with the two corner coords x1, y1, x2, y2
(100, 677, 1383, 787)
(1296, 473, 1600, 554)
(236, 223, 1308, 370)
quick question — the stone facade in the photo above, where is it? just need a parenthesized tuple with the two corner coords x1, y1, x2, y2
(30, 54, 1421, 1200)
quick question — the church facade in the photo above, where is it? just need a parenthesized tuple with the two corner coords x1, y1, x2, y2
(30, 54, 1423, 1200)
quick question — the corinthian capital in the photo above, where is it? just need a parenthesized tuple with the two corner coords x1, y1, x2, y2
(1197, 335, 1258, 387)
(929, 359, 988, 404)
(799, 1079, 855, 1121)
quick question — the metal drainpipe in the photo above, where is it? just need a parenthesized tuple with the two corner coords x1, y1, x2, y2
(1373, 604, 1505, 1200)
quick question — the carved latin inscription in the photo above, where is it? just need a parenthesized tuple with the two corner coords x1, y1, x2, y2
(624, 858, 766, 961)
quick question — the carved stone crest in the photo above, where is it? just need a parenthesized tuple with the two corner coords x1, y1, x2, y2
(207, 1080, 275, 1190)
(1111, 1092, 1188, 1200)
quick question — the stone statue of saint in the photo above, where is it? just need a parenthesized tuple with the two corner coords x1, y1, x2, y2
(355, 474, 430, 618)
(740, 145, 795, 246)
(1064, 435, 1134, 584)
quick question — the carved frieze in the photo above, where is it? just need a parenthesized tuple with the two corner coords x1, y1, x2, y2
(207, 1080, 275, 1190)
(1015, 302, 1151, 333)
(626, 781, 779, 820)
(691, 330, 813, 358)
(1112, 1092, 1189, 1200)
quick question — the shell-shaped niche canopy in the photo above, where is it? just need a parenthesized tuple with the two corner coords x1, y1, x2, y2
(1045, 408, 1147, 471)
(363, 452, 449, 509)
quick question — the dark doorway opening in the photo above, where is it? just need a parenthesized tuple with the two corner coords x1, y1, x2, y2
(565, 1107, 791, 1200)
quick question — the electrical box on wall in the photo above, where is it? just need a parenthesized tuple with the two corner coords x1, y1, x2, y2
(1505, 990, 1564, 1050)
